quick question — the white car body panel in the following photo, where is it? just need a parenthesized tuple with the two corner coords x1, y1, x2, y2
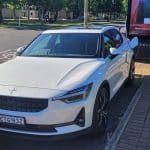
(0, 26, 136, 136)
(0, 57, 105, 91)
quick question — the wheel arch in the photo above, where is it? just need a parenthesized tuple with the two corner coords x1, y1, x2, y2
(90, 80, 110, 135)
(132, 55, 135, 60)
(99, 80, 110, 101)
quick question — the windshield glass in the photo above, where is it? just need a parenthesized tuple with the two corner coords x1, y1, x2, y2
(21, 33, 100, 58)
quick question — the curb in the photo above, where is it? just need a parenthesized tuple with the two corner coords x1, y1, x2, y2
(104, 79, 144, 150)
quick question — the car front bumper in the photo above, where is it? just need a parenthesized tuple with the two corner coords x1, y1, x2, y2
(0, 104, 86, 136)
(0, 84, 99, 136)
(0, 97, 96, 136)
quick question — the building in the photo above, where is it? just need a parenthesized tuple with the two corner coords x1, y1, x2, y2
(2, 8, 73, 20)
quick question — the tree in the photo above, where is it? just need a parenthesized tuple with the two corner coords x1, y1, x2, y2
(0, 0, 127, 23)
(28, 0, 46, 20)
(0, 0, 3, 23)
(7, 0, 23, 19)
(89, 0, 99, 16)
(48, 0, 64, 21)
(113, 0, 123, 13)
(22, 0, 35, 21)
(65, 0, 83, 19)
(12, 0, 18, 19)
(89, 0, 125, 20)
(0, 0, 9, 23)
(123, 0, 128, 14)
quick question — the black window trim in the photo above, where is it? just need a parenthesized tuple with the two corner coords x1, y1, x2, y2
(101, 32, 115, 59)
(101, 29, 124, 58)
(111, 29, 124, 48)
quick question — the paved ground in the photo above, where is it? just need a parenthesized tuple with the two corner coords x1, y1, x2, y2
(135, 62, 150, 76)
(0, 28, 41, 63)
(0, 28, 41, 51)
(106, 63, 150, 150)
(115, 76, 150, 150)
(0, 28, 143, 150)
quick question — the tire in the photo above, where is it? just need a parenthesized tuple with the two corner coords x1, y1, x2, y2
(91, 87, 109, 137)
(126, 59, 135, 86)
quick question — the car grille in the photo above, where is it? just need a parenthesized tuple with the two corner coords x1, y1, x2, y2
(0, 96, 48, 112)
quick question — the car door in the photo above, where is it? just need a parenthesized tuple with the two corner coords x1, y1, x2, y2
(101, 30, 126, 97)
(110, 29, 129, 80)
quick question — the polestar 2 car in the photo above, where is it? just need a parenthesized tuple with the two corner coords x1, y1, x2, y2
(0, 26, 138, 137)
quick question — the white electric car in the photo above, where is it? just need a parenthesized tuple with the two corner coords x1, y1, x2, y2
(0, 26, 138, 137)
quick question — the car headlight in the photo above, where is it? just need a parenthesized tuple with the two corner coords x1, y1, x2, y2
(52, 83, 93, 103)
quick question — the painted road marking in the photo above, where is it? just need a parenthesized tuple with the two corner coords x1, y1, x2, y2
(0, 49, 16, 63)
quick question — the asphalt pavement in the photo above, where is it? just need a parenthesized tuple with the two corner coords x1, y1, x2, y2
(0, 28, 41, 51)
(0, 28, 142, 150)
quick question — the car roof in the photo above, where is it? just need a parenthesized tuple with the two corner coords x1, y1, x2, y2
(42, 25, 117, 34)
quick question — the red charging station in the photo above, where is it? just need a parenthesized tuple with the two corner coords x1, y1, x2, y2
(127, 0, 150, 60)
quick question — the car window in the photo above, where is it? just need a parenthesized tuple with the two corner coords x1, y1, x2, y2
(102, 34, 116, 58)
(22, 34, 52, 56)
(22, 33, 100, 58)
(110, 29, 123, 48)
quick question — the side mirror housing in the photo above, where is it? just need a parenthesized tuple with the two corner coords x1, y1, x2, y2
(109, 48, 121, 59)
(16, 46, 26, 56)
(129, 37, 139, 49)
(110, 47, 121, 55)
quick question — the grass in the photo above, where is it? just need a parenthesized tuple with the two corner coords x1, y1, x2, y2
(0, 19, 126, 30)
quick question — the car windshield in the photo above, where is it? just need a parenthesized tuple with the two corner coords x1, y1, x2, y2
(21, 33, 100, 58)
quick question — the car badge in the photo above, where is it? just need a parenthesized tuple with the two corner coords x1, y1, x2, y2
(10, 87, 17, 95)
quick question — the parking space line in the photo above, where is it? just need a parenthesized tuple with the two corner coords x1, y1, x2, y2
(0, 49, 16, 54)
(0, 49, 16, 63)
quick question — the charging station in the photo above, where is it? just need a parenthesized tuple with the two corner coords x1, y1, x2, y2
(127, 0, 150, 60)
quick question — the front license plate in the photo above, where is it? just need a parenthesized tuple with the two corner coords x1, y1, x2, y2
(0, 114, 25, 125)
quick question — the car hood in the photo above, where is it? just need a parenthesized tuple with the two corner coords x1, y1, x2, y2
(0, 57, 105, 90)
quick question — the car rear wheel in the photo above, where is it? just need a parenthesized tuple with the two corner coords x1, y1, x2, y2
(91, 87, 109, 137)
(126, 59, 135, 86)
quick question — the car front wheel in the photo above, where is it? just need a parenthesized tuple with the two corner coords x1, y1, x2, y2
(91, 87, 109, 137)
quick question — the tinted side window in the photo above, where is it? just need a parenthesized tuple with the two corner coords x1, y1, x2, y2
(102, 34, 116, 58)
(110, 29, 123, 48)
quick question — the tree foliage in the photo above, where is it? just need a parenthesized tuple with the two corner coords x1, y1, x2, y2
(64, 0, 83, 19)
(123, 0, 128, 14)
(0, 0, 128, 23)
(0, 0, 9, 23)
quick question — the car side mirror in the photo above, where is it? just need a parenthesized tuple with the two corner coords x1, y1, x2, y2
(109, 48, 121, 59)
(110, 47, 121, 55)
(129, 37, 139, 49)
(16, 46, 26, 56)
